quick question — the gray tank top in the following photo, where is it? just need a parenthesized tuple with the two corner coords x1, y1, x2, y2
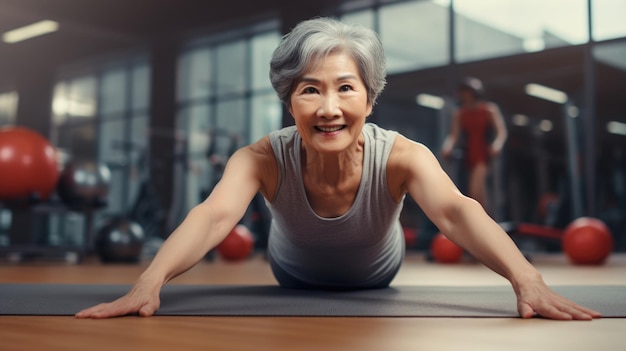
(266, 123, 405, 288)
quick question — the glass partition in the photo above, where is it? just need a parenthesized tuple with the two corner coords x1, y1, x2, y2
(379, 0, 449, 73)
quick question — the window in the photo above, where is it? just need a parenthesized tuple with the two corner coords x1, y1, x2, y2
(592, 0, 626, 41)
(380, 0, 450, 73)
(216, 41, 248, 96)
(341, 8, 375, 29)
(454, 0, 588, 62)
(51, 58, 151, 215)
(177, 24, 281, 212)
(251, 31, 281, 90)
(51, 76, 98, 161)
(341, 0, 450, 75)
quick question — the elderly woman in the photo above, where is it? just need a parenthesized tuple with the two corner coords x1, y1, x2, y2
(77, 18, 599, 320)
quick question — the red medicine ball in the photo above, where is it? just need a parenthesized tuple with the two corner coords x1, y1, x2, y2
(562, 217, 613, 265)
(430, 233, 463, 264)
(217, 225, 254, 261)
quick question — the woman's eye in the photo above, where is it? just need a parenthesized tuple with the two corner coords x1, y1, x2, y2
(339, 85, 353, 92)
(303, 87, 318, 94)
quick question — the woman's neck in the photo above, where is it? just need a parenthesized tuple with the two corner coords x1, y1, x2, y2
(301, 135, 364, 187)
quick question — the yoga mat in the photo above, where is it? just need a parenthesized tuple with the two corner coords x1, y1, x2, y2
(0, 284, 624, 317)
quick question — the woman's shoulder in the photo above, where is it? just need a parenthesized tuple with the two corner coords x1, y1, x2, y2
(389, 133, 431, 159)
(361, 123, 429, 159)
(269, 125, 298, 140)
(363, 122, 399, 141)
(243, 135, 280, 200)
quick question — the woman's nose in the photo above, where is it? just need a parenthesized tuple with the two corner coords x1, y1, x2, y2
(316, 93, 341, 119)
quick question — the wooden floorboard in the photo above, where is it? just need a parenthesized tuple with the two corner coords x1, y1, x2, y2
(1, 253, 625, 351)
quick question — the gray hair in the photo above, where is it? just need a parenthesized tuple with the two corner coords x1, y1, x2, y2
(270, 17, 387, 106)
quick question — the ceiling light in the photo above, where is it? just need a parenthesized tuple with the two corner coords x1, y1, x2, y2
(567, 105, 580, 118)
(512, 114, 529, 126)
(416, 93, 445, 110)
(3, 20, 59, 44)
(607, 121, 626, 136)
(525, 83, 568, 104)
(538, 119, 553, 132)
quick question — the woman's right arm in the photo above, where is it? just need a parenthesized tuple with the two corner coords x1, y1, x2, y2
(75, 138, 275, 318)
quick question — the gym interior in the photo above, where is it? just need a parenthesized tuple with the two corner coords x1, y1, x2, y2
(1, 0, 625, 350)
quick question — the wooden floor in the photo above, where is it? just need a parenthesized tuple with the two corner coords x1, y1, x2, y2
(1, 252, 625, 351)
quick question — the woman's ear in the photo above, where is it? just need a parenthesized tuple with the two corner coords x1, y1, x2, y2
(365, 102, 373, 118)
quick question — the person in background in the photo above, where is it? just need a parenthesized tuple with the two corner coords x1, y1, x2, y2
(442, 77, 508, 213)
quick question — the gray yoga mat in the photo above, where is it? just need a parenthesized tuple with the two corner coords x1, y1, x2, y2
(0, 284, 624, 317)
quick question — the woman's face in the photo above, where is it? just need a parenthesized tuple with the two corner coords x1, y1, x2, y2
(289, 52, 372, 155)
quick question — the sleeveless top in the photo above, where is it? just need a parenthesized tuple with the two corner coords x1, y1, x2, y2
(459, 103, 492, 168)
(266, 123, 405, 288)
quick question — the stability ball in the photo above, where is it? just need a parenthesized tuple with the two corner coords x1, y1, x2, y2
(562, 217, 613, 265)
(217, 225, 254, 261)
(95, 218, 145, 263)
(430, 233, 463, 263)
(0, 126, 59, 201)
(57, 161, 111, 209)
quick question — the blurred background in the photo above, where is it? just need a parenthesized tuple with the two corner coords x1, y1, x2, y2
(0, 0, 625, 260)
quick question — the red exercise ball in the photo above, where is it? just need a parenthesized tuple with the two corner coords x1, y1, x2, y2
(562, 217, 613, 265)
(403, 226, 418, 248)
(217, 225, 254, 261)
(430, 233, 463, 263)
(0, 126, 59, 201)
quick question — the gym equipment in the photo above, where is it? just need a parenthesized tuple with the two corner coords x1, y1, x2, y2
(95, 217, 145, 263)
(537, 192, 560, 223)
(502, 216, 614, 265)
(168, 129, 239, 237)
(57, 161, 111, 209)
(0, 126, 59, 202)
(108, 140, 166, 242)
(562, 217, 613, 265)
(216, 225, 254, 261)
(430, 233, 463, 263)
(2, 284, 624, 317)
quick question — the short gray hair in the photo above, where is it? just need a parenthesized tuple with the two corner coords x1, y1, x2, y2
(270, 17, 387, 106)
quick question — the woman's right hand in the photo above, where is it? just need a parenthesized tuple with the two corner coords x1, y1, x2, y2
(75, 142, 269, 319)
(74, 280, 161, 319)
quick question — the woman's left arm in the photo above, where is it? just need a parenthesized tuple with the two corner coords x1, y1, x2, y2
(388, 136, 600, 320)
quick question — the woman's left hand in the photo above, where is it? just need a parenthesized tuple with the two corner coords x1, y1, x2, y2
(514, 278, 602, 320)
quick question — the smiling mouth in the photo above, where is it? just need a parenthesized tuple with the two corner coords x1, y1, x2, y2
(315, 125, 346, 133)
